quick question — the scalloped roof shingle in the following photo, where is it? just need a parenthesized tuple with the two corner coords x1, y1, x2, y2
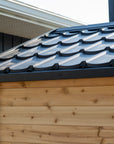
(1, 22, 114, 82)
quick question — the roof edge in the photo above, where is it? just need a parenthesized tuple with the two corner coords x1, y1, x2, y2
(56, 22, 114, 32)
(0, 67, 114, 82)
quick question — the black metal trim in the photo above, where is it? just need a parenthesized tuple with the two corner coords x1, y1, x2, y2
(56, 22, 114, 32)
(0, 67, 114, 82)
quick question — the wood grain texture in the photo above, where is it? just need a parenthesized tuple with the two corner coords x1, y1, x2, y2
(0, 77, 114, 89)
(100, 127, 114, 138)
(0, 143, 27, 144)
(0, 143, 36, 144)
(0, 78, 114, 144)
(0, 124, 98, 138)
(1, 106, 114, 126)
(0, 125, 100, 144)
(103, 138, 114, 144)
(0, 86, 114, 106)
(0, 138, 102, 144)
(0, 142, 44, 144)
(0, 143, 47, 144)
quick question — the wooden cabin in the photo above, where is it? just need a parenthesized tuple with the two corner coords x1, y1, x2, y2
(1, 22, 114, 144)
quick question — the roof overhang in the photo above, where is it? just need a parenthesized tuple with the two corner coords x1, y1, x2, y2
(0, 0, 83, 38)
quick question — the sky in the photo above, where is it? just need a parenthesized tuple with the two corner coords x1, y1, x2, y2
(17, 0, 109, 25)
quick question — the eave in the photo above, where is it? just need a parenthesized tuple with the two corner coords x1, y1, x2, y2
(0, 0, 83, 38)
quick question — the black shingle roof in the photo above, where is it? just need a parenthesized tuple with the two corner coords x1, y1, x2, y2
(1, 22, 114, 82)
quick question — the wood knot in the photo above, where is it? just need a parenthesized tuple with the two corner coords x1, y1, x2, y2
(67, 135, 70, 138)
(72, 112, 76, 116)
(39, 135, 42, 138)
(93, 99, 98, 103)
(11, 132, 14, 137)
(23, 97, 28, 100)
(62, 87, 69, 95)
(21, 130, 25, 133)
(31, 116, 34, 119)
(21, 82, 26, 88)
(81, 89, 85, 93)
(45, 89, 48, 94)
(9, 102, 14, 106)
(54, 118, 58, 123)
(45, 103, 51, 110)
(112, 115, 114, 119)
(3, 114, 6, 117)
(48, 132, 51, 136)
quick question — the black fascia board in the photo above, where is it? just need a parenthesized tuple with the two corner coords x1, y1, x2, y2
(56, 22, 114, 32)
(0, 67, 114, 82)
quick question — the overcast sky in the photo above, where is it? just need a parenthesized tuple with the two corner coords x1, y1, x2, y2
(17, 0, 109, 24)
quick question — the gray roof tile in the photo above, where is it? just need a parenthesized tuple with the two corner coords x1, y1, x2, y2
(1, 22, 114, 82)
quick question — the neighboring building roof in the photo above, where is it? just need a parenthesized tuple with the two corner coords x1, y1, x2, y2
(0, 0, 83, 38)
(0, 22, 114, 82)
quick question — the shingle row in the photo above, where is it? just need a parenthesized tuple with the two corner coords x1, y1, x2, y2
(0, 24, 114, 74)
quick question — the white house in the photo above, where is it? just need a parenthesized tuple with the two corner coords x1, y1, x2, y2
(0, 0, 83, 51)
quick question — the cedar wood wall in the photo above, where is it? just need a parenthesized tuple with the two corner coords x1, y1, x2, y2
(0, 77, 114, 144)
